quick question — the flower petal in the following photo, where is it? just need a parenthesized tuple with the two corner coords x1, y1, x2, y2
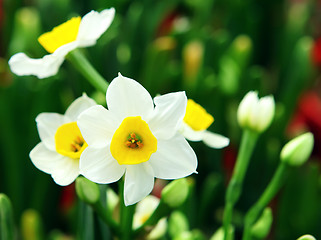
(30, 143, 79, 186)
(148, 92, 187, 140)
(36, 113, 70, 151)
(202, 131, 230, 149)
(106, 73, 154, 120)
(65, 93, 97, 121)
(9, 42, 77, 78)
(8, 53, 65, 78)
(80, 146, 125, 184)
(30, 142, 65, 174)
(180, 122, 204, 141)
(77, 105, 119, 148)
(149, 134, 197, 179)
(76, 8, 115, 47)
(124, 163, 155, 206)
(51, 157, 80, 186)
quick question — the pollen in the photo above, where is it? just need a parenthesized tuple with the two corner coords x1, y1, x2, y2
(38, 16, 81, 53)
(110, 116, 157, 165)
(55, 122, 88, 159)
(183, 99, 214, 131)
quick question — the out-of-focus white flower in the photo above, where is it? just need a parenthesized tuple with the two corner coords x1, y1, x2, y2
(280, 132, 314, 166)
(9, 8, 115, 78)
(180, 99, 229, 149)
(237, 91, 275, 133)
(134, 195, 167, 239)
(78, 73, 197, 206)
(29, 94, 96, 185)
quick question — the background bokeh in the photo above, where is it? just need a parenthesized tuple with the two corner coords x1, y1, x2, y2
(1, 0, 321, 239)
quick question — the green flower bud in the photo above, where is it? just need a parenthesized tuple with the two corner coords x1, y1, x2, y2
(281, 132, 314, 166)
(0, 194, 15, 240)
(75, 177, 100, 204)
(237, 91, 275, 133)
(297, 235, 316, 240)
(169, 211, 189, 239)
(210, 226, 234, 240)
(250, 207, 273, 239)
(161, 178, 189, 208)
(21, 209, 44, 240)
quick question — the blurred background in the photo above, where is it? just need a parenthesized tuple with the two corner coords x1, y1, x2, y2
(1, 0, 321, 239)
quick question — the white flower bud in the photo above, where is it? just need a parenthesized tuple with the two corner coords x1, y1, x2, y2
(237, 91, 275, 133)
(281, 132, 314, 166)
(297, 235, 316, 240)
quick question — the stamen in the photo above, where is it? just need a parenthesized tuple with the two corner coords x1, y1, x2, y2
(126, 132, 143, 149)
(70, 136, 84, 152)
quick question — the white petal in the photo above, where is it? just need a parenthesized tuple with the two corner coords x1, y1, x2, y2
(149, 134, 197, 179)
(180, 122, 204, 141)
(65, 93, 97, 121)
(237, 91, 258, 127)
(51, 157, 80, 186)
(76, 8, 115, 47)
(124, 163, 155, 206)
(30, 142, 65, 174)
(8, 42, 77, 78)
(134, 195, 160, 229)
(148, 92, 187, 140)
(80, 146, 125, 184)
(202, 131, 230, 149)
(29, 143, 79, 186)
(77, 105, 119, 148)
(36, 113, 70, 151)
(255, 95, 275, 132)
(106, 73, 154, 120)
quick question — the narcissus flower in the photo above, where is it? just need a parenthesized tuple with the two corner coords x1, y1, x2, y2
(180, 99, 229, 149)
(30, 94, 97, 185)
(8, 8, 115, 78)
(237, 91, 275, 133)
(78, 74, 197, 206)
(134, 195, 167, 239)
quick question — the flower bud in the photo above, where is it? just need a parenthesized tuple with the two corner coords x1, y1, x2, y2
(250, 207, 273, 239)
(281, 132, 314, 166)
(0, 194, 15, 240)
(237, 91, 275, 133)
(75, 177, 100, 204)
(169, 211, 189, 239)
(21, 209, 44, 240)
(297, 235, 316, 240)
(210, 226, 234, 240)
(161, 178, 189, 208)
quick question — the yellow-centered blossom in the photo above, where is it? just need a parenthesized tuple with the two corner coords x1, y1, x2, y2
(9, 8, 115, 78)
(29, 94, 96, 186)
(78, 73, 198, 205)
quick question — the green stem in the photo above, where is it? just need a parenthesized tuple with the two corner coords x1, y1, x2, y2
(119, 180, 136, 240)
(92, 201, 120, 236)
(242, 162, 289, 240)
(223, 129, 259, 240)
(67, 49, 109, 93)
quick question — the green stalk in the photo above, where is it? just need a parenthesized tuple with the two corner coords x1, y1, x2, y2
(223, 129, 259, 240)
(92, 201, 120, 236)
(242, 162, 289, 240)
(67, 49, 109, 93)
(119, 180, 136, 240)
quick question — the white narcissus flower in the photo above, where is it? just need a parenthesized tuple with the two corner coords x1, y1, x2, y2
(78, 73, 197, 206)
(237, 91, 275, 133)
(134, 195, 167, 239)
(8, 8, 115, 79)
(29, 94, 97, 186)
(180, 99, 229, 149)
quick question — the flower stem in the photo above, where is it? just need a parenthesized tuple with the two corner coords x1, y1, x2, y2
(242, 162, 289, 240)
(92, 201, 120, 236)
(119, 180, 136, 240)
(67, 49, 109, 93)
(223, 129, 259, 240)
